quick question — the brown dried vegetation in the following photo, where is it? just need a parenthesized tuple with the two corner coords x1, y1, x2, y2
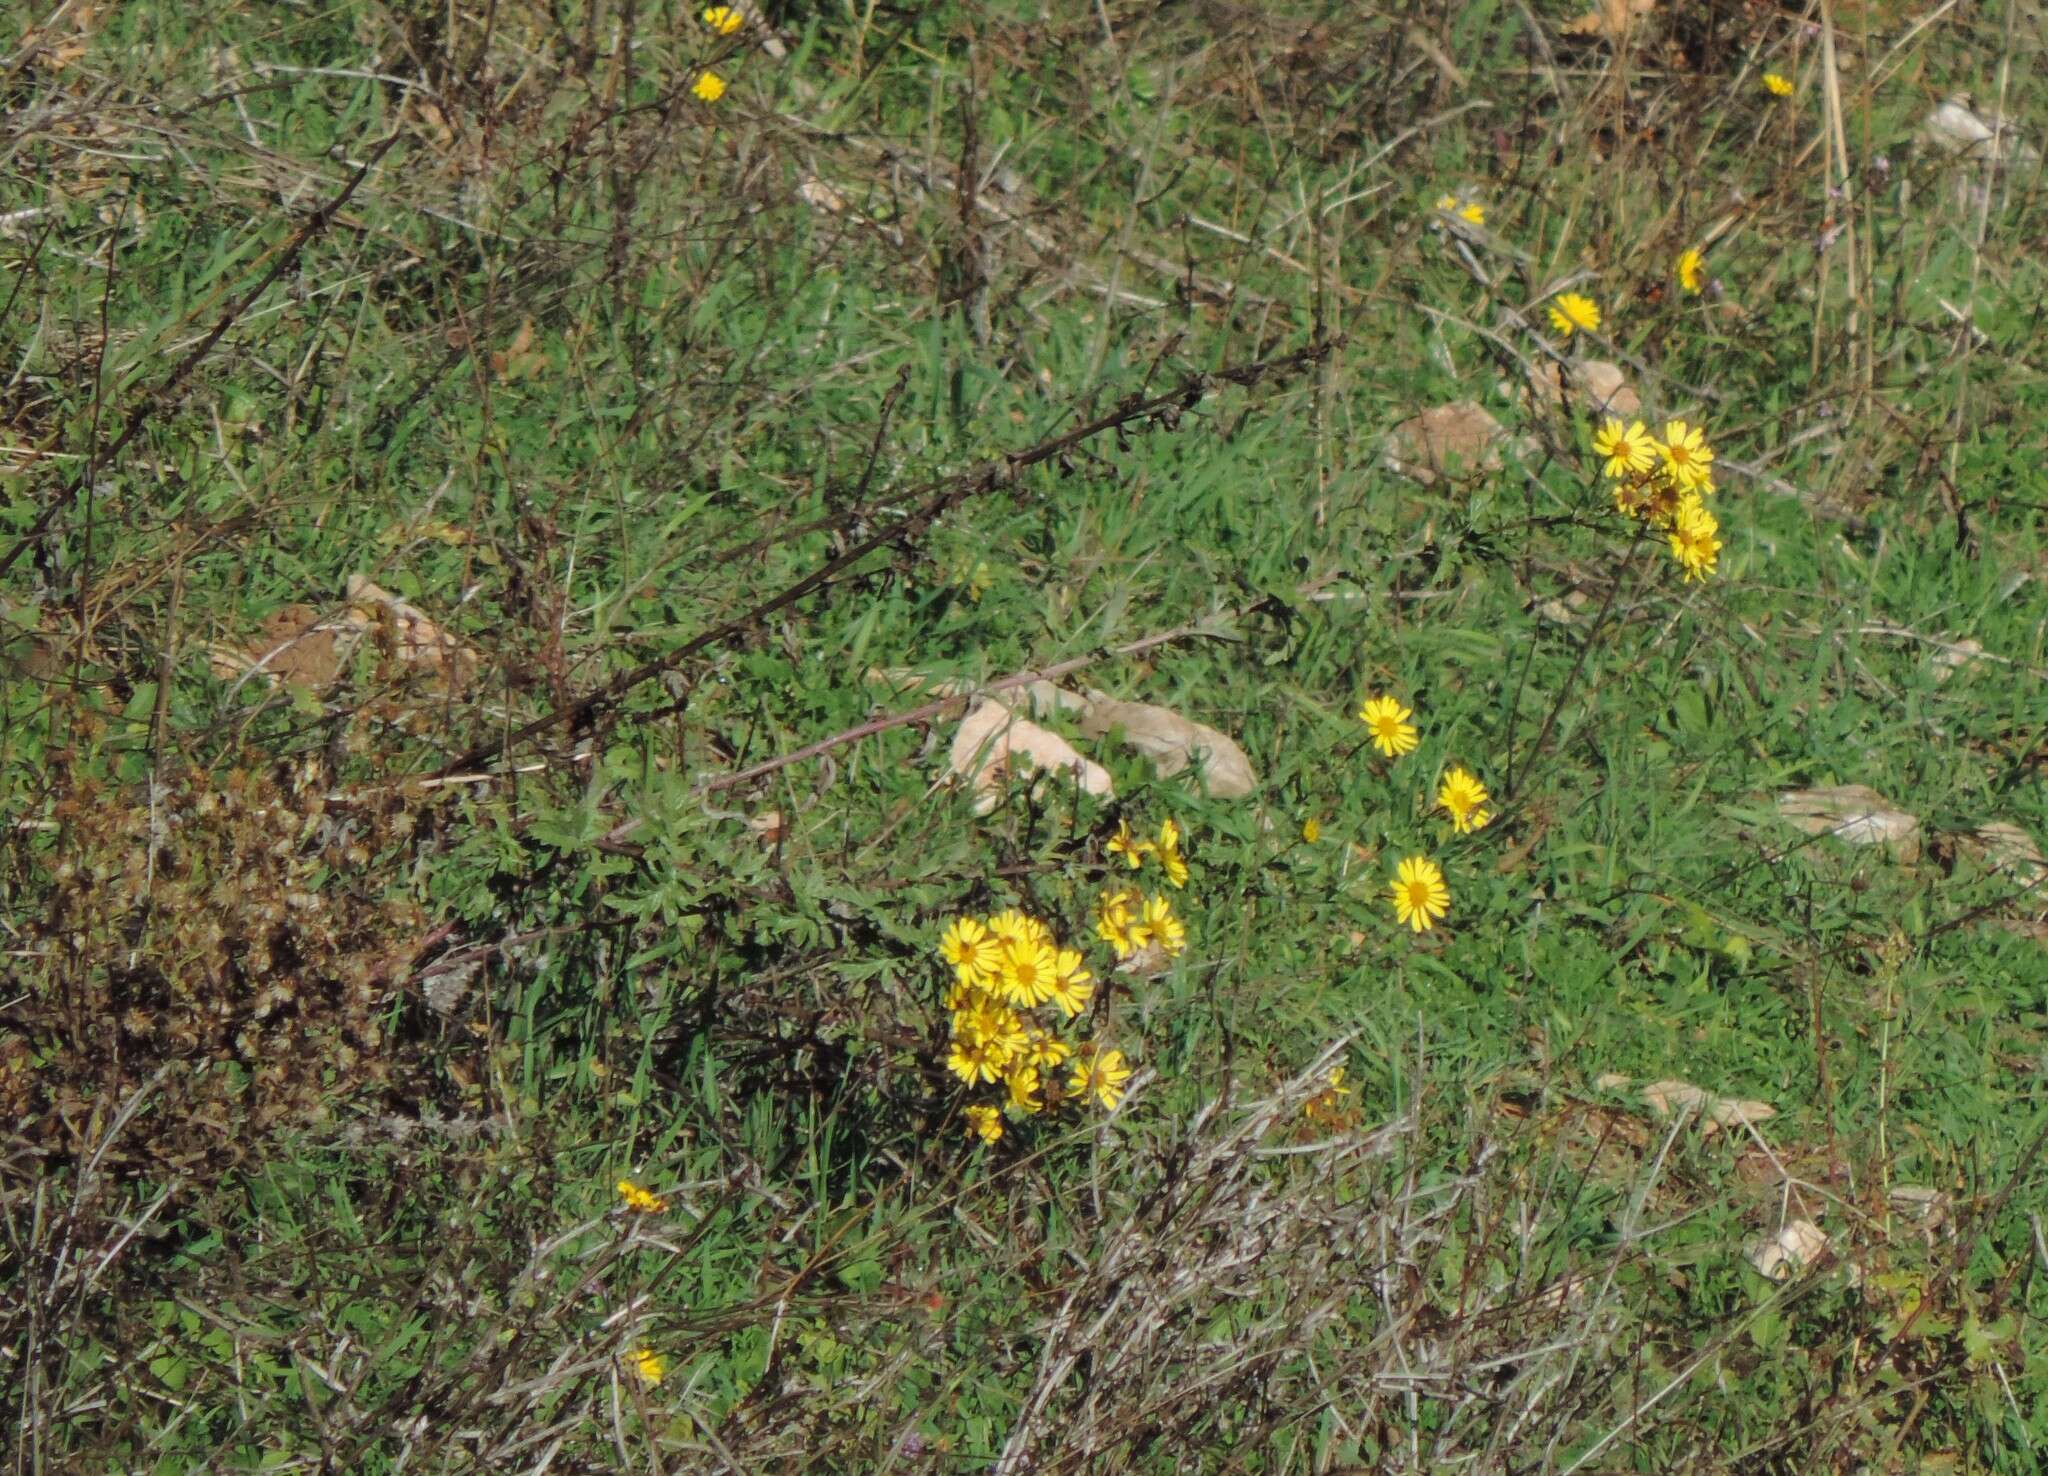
(4, 716, 433, 1178)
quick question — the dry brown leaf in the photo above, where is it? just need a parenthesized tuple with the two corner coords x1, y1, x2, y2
(212, 580, 476, 693)
(947, 700, 1114, 815)
(1596, 1072, 1775, 1136)
(879, 671, 1256, 798)
(1747, 1219, 1829, 1281)
(1958, 821, 2045, 882)
(1562, 0, 1655, 41)
(209, 604, 355, 690)
(1778, 785, 1921, 861)
(1070, 693, 1256, 798)
(1526, 359, 1640, 418)
(489, 319, 547, 381)
(1385, 401, 1525, 485)
(346, 576, 478, 689)
(748, 811, 788, 845)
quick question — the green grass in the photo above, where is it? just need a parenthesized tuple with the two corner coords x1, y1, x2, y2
(5, 0, 2048, 1469)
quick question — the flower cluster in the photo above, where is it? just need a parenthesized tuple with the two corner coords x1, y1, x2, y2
(1434, 192, 1486, 226)
(1355, 695, 1499, 933)
(1106, 816, 1188, 888)
(939, 908, 1134, 1143)
(1591, 417, 1723, 582)
(1093, 886, 1186, 960)
(693, 5, 742, 103)
(616, 1179, 667, 1214)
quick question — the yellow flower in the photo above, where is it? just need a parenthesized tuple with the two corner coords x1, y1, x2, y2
(1435, 767, 1491, 834)
(1155, 817, 1189, 889)
(1045, 948, 1094, 1017)
(1301, 817, 1321, 844)
(1592, 418, 1655, 480)
(1434, 193, 1484, 225)
(702, 4, 744, 33)
(947, 1034, 1007, 1085)
(693, 71, 727, 103)
(995, 935, 1060, 1008)
(1763, 72, 1794, 97)
(1094, 888, 1143, 958)
(1390, 855, 1450, 933)
(1667, 495, 1722, 582)
(1677, 246, 1705, 294)
(1359, 694, 1419, 759)
(1107, 818, 1151, 870)
(1547, 292, 1601, 337)
(987, 908, 1049, 948)
(940, 915, 1001, 987)
(1021, 1026, 1073, 1070)
(1655, 419, 1714, 493)
(1141, 894, 1187, 957)
(1071, 1047, 1133, 1110)
(1303, 1061, 1353, 1122)
(630, 1347, 666, 1387)
(947, 1000, 1024, 1084)
(973, 997, 1029, 1053)
(616, 1179, 667, 1214)
(963, 1104, 1003, 1144)
(1004, 1062, 1043, 1114)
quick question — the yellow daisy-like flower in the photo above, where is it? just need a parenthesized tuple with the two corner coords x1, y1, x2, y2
(1435, 767, 1491, 834)
(963, 1104, 1003, 1144)
(1004, 1062, 1043, 1114)
(947, 1033, 1007, 1085)
(1107, 818, 1151, 870)
(1358, 694, 1419, 759)
(1045, 948, 1094, 1017)
(1547, 292, 1601, 337)
(1141, 894, 1187, 957)
(1301, 817, 1321, 844)
(973, 997, 1029, 1055)
(1071, 1047, 1134, 1110)
(1667, 495, 1722, 582)
(943, 975, 986, 1012)
(1592, 418, 1655, 480)
(940, 915, 1001, 987)
(630, 1347, 666, 1387)
(693, 71, 727, 103)
(1435, 192, 1459, 212)
(1325, 1064, 1350, 1095)
(1763, 72, 1794, 97)
(1020, 1026, 1073, 1071)
(1390, 855, 1450, 933)
(1655, 420, 1714, 493)
(701, 4, 744, 33)
(995, 935, 1061, 1008)
(1155, 817, 1189, 889)
(1677, 247, 1705, 294)
(987, 909, 1050, 948)
(616, 1179, 667, 1214)
(1094, 888, 1143, 958)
